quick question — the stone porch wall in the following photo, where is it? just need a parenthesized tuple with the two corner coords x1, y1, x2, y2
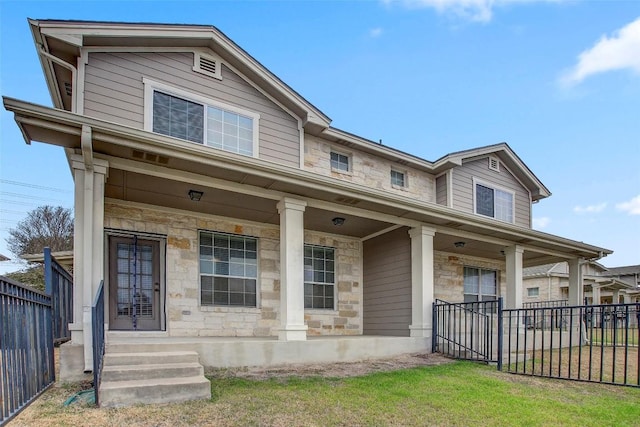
(304, 135, 435, 203)
(104, 201, 361, 337)
(434, 251, 507, 302)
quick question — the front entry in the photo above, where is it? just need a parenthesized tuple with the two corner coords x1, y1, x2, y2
(109, 236, 162, 330)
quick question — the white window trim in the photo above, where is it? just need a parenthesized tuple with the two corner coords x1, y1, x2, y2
(472, 177, 516, 224)
(143, 78, 260, 157)
(527, 287, 540, 298)
(329, 149, 352, 175)
(390, 168, 408, 189)
(192, 52, 222, 80)
(197, 230, 261, 309)
(304, 243, 337, 310)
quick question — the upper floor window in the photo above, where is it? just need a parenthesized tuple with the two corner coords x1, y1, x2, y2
(330, 151, 350, 172)
(199, 231, 258, 307)
(304, 244, 335, 309)
(527, 287, 540, 297)
(144, 79, 259, 157)
(474, 181, 514, 223)
(390, 169, 406, 187)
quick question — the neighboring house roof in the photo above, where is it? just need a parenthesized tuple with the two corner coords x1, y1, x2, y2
(523, 263, 558, 277)
(601, 265, 640, 276)
(0, 254, 10, 262)
(28, 18, 550, 202)
(524, 261, 610, 278)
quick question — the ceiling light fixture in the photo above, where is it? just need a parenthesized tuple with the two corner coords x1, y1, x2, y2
(454, 241, 466, 248)
(332, 217, 346, 226)
(188, 190, 204, 201)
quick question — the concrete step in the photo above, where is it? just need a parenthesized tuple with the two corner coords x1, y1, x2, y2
(99, 376, 211, 408)
(103, 351, 200, 366)
(101, 362, 204, 382)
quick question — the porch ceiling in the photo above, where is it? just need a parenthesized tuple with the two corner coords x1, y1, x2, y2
(106, 169, 394, 238)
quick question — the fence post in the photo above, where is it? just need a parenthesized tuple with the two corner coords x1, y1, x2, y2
(497, 297, 503, 371)
(431, 301, 437, 353)
(43, 247, 52, 295)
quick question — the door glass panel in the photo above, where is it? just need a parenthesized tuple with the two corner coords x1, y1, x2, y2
(115, 241, 155, 320)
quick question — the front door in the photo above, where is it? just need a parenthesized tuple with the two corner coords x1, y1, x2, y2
(108, 236, 162, 330)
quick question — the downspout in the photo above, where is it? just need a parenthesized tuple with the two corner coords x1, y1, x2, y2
(37, 45, 78, 113)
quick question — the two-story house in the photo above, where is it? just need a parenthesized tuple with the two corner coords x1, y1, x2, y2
(3, 19, 611, 406)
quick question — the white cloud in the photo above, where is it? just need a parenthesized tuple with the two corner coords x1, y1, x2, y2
(369, 27, 384, 38)
(573, 203, 607, 214)
(532, 216, 551, 229)
(616, 195, 640, 215)
(384, 0, 563, 23)
(562, 17, 640, 86)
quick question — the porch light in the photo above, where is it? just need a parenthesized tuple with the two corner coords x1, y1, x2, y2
(188, 190, 204, 201)
(332, 217, 346, 226)
(454, 241, 466, 248)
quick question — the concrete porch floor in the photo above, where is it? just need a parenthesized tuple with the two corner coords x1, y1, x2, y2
(105, 332, 431, 369)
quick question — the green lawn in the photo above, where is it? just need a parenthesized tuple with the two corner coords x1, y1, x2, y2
(14, 361, 640, 426)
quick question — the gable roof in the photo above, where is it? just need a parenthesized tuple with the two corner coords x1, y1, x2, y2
(29, 18, 550, 200)
(29, 18, 331, 129)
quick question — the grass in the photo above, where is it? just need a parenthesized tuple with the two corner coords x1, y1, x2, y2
(588, 328, 639, 346)
(12, 361, 640, 427)
(507, 345, 638, 386)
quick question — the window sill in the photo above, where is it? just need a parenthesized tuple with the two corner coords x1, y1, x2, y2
(391, 184, 408, 192)
(330, 168, 352, 176)
(200, 306, 261, 314)
(304, 308, 339, 315)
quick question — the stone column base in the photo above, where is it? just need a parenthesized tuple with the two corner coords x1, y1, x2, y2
(278, 325, 308, 341)
(59, 341, 92, 383)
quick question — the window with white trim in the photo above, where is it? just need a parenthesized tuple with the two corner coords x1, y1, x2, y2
(527, 287, 540, 297)
(146, 80, 259, 157)
(304, 245, 335, 309)
(464, 266, 498, 303)
(199, 231, 257, 307)
(330, 151, 350, 172)
(390, 169, 406, 187)
(475, 182, 514, 223)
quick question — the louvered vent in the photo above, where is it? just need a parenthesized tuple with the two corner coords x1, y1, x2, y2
(193, 52, 222, 80)
(335, 196, 361, 206)
(200, 57, 217, 75)
(132, 149, 169, 165)
(489, 157, 500, 172)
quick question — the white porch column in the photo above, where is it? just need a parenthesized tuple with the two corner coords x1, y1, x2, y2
(408, 226, 436, 338)
(70, 154, 108, 371)
(277, 197, 308, 341)
(612, 289, 621, 304)
(591, 285, 601, 305)
(505, 245, 524, 309)
(568, 258, 584, 306)
(622, 292, 631, 304)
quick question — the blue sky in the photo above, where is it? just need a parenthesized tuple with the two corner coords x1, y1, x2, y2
(0, 0, 639, 273)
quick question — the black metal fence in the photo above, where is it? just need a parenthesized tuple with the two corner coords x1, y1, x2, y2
(43, 247, 73, 344)
(522, 300, 568, 309)
(432, 299, 503, 367)
(504, 302, 639, 387)
(92, 281, 105, 406)
(434, 299, 639, 388)
(0, 276, 55, 426)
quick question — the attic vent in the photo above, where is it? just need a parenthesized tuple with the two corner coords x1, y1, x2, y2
(132, 149, 169, 165)
(193, 52, 222, 80)
(335, 196, 361, 206)
(488, 156, 500, 172)
(63, 82, 72, 96)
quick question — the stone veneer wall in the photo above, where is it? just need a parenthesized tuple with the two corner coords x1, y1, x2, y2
(434, 251, 507, 302)
(104, 201, 361, 337)
(523, 276, 567, 304)
(304, 135, 435, 203)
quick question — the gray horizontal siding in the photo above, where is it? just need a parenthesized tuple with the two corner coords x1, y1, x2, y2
(363, 227, 411, 337)
(436, 174, 447, 205)
(451, 157, 531, 228)
(83, 51, 300, 167)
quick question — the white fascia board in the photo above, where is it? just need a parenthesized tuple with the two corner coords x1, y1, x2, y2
(2, 96, 612, 260)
